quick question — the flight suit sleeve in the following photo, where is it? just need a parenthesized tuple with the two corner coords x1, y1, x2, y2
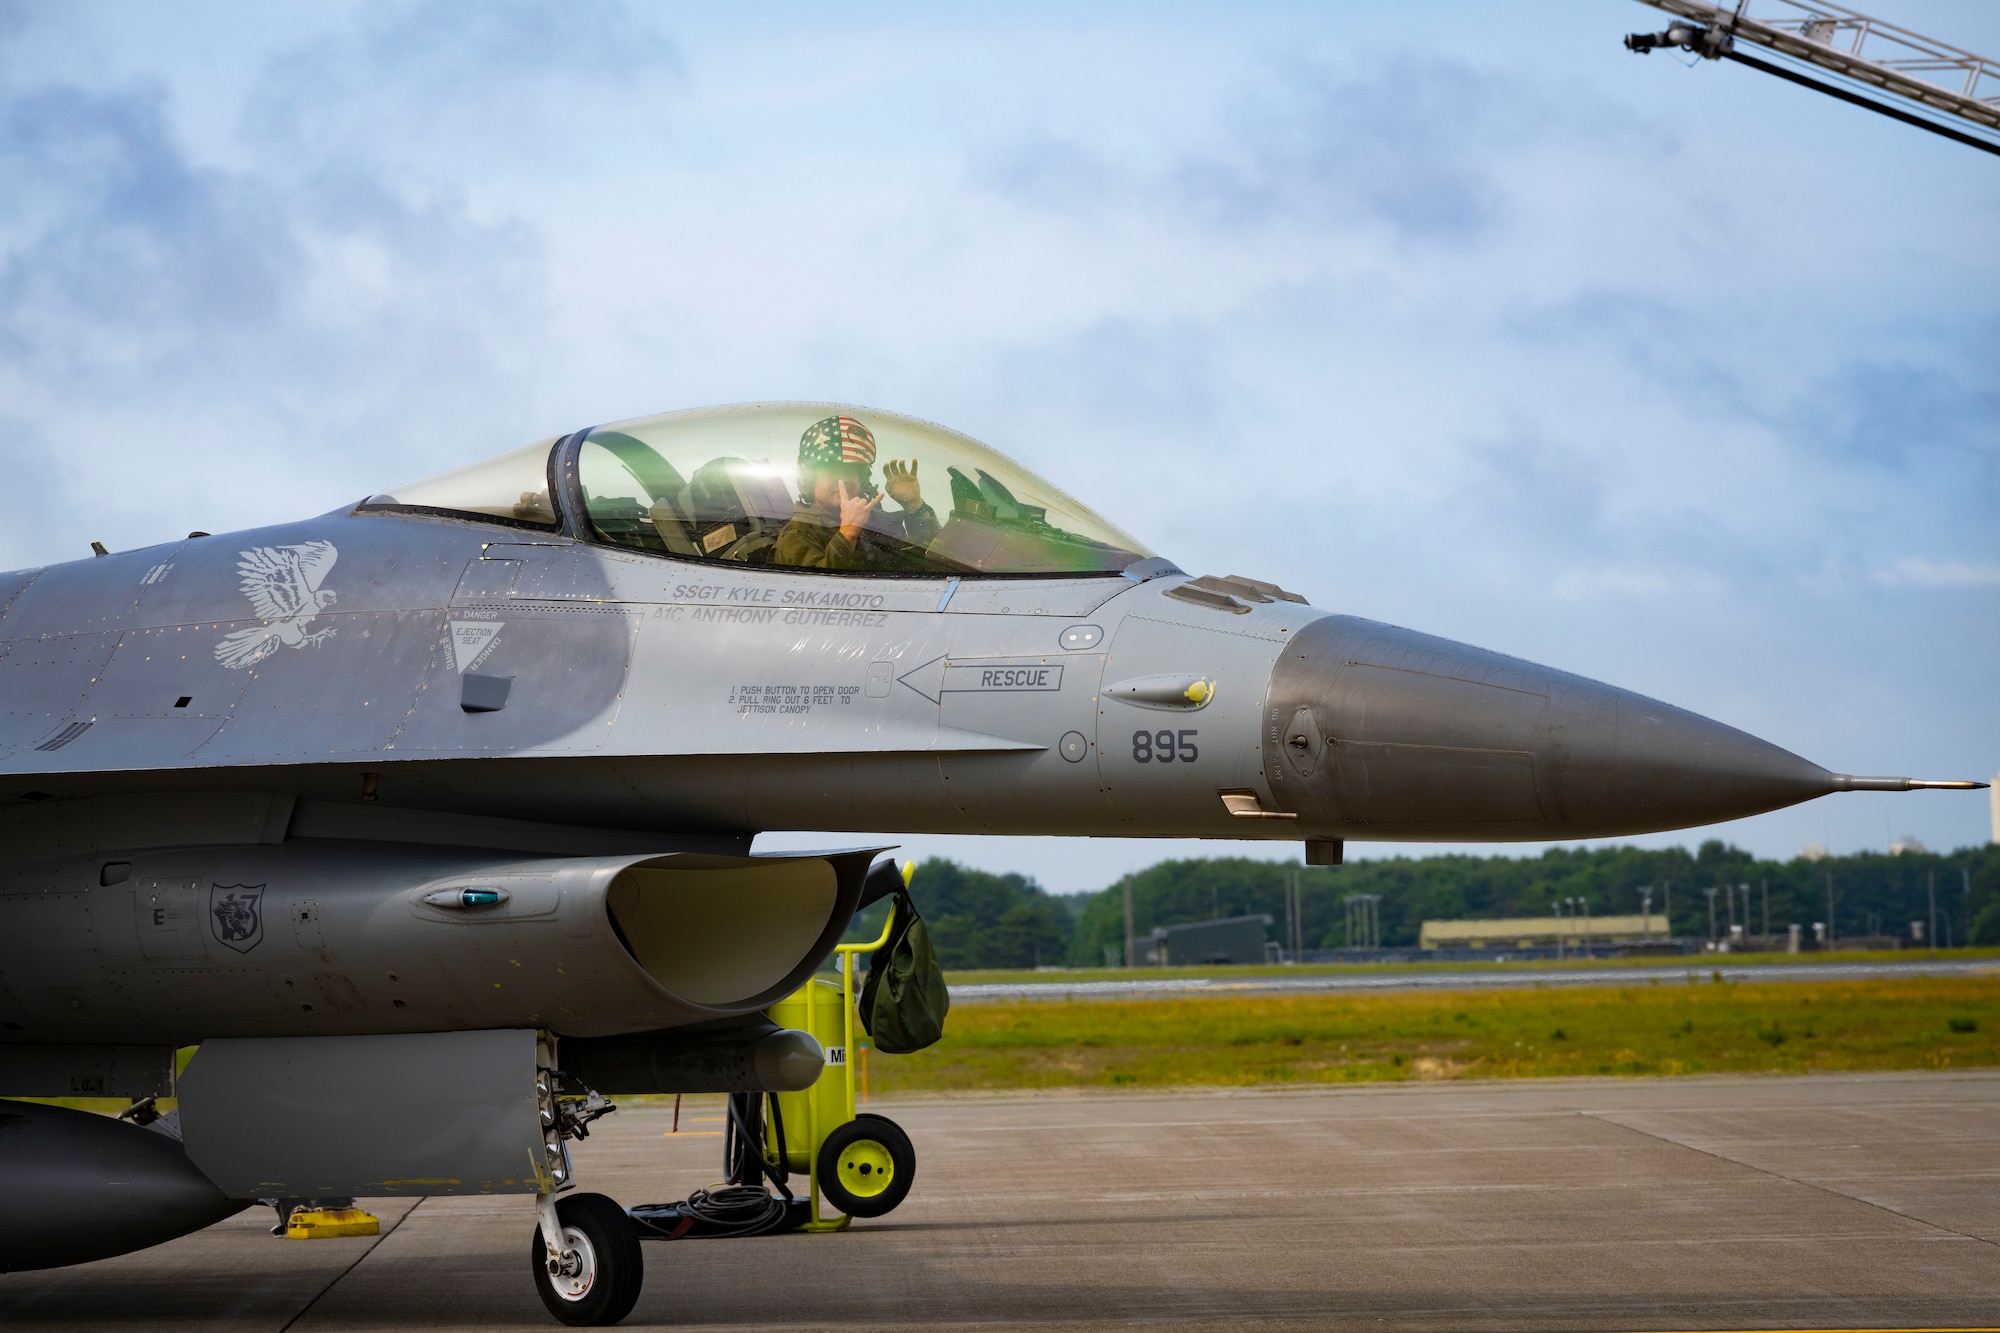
(889, 503, 941, 552)
(822, 532, 862, 569)
(774, 519, 862, 570)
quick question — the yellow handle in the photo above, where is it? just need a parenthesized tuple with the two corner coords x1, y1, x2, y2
(834, 860, 913, 956)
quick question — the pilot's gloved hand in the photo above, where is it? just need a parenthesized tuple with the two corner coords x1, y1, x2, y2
(837, 479, 883, 546)
(883, 459, 923, 512)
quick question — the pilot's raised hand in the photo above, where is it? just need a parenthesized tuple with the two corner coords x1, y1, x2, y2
(883, 458, 923, 512)
(837, 479, 883, 545)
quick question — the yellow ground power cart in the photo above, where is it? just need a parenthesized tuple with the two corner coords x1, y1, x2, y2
(734, 865, 918, 1230)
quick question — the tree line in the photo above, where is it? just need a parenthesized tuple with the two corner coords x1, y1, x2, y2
(866, 841, 2000, 971)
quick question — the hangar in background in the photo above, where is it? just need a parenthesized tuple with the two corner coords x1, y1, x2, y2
(1420, 914, 1669, 953)
(1143, 915, 1276, 966)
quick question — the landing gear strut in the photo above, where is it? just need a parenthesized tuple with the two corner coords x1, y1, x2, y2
(529, 1040, 639, 1326)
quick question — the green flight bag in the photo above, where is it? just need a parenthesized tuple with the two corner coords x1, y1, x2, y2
(858, 886, 950, 1054)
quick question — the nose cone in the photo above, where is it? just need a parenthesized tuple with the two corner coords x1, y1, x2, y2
(1263, 616, 1834, 841)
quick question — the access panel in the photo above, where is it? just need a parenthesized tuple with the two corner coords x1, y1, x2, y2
(178, 1029, 545, 1197)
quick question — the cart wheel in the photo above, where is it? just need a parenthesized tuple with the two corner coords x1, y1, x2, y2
(530, 1192, 644, 1326)
(817, 1115, 915, 1218)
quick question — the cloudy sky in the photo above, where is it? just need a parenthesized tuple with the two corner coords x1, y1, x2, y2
(2, 1, 1994, 891)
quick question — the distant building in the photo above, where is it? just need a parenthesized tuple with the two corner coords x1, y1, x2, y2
(1800, 844, 1828, 862)
(1146, 914, 1273, 965)
(1419, 913, 1668, 951)
(1890, 835, 1928, 856)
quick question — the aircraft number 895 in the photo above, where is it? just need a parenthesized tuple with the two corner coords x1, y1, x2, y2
(1132, 730, 1198, 763)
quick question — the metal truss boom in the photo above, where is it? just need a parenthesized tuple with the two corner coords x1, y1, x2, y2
(1626, 0, 2000, 157)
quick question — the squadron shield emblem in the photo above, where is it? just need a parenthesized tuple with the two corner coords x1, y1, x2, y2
(209, 883, 267, 954)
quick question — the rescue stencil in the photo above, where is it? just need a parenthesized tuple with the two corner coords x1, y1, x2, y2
(943, 662, 1063, 692)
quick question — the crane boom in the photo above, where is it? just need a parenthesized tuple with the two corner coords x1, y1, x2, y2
(1626, 0, 2000, 157)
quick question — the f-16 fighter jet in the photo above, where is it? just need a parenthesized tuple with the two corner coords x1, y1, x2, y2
(0, 403, 1979, 1323)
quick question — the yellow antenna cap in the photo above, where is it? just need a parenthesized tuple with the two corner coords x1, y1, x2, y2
(1184, 679, 1212, 704)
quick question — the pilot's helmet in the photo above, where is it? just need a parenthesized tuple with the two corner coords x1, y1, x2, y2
(798, 415, 877, 470)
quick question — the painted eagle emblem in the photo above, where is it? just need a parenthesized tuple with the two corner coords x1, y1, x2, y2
(214, 541, 340, 670)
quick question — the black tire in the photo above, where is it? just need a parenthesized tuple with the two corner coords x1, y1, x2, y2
(816, 1115, 915, 1219)
(530, 1192, 644, 1326)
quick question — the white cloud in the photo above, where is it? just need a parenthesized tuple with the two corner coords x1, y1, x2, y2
(1873, 557, 2000, 588)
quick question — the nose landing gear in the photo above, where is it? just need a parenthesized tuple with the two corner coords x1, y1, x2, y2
(529, 1042, 640, 1326)
(532, 1192, 643, 1327)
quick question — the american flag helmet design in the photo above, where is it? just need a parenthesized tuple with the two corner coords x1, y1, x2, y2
(798, 415, 877, 468)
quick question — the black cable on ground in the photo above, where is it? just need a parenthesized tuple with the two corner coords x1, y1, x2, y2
(627, 1184, 800, 1240)
(635, 1091, 806, 1240)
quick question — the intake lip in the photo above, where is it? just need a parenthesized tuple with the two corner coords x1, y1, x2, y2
(1263, 615, 1835, 841)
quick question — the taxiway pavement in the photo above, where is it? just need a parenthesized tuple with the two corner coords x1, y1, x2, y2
(3, 1070, 1996, 1330)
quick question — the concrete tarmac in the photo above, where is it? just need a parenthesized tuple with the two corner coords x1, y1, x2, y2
(3, 1071, 1997, 1331)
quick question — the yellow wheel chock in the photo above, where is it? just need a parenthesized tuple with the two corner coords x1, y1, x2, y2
(285, 1207, 380, 1239)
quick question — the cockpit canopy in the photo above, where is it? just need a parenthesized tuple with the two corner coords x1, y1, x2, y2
(361, 403, 1153, 577)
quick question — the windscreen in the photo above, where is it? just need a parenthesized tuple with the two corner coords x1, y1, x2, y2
(578, 404, 1152, 576)
(357, 438, 560, 531)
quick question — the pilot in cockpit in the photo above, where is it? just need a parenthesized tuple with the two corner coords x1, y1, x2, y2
(774, 415, 941, 570)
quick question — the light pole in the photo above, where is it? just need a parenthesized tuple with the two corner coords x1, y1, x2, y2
(1283, 870, 1294, 963)
(1639, 886, 1654, 942)
(1341, 893, 1380, 950)
(1123, 880, 1135, 969)
(1293, 871, 1304, 961)
(1703, 886, 1719, 947)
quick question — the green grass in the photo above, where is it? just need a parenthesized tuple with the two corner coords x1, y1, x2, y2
(944, 948, 2000, 988)
(861, 974, 2000, 1092)
(22, 976, 2000, 1119)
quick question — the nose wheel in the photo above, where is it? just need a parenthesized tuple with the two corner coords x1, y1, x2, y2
(815, 1113, 916, 1219)
(531, 1192, 644, 1326)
